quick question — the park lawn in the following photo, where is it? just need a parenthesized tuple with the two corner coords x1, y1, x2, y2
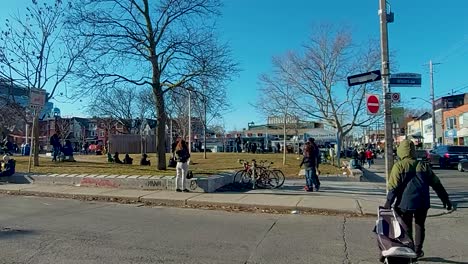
(14, 152, 343, 178)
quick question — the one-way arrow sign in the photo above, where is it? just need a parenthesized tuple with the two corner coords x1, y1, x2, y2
(347, 70, 382, 86)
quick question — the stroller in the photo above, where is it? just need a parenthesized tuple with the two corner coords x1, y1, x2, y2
(374, 207, 418, 264)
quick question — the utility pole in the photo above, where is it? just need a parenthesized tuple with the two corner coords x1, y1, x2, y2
(429, 60, 441, 148)
(379, 0, 393, 190)
(188, 90, 191, 154)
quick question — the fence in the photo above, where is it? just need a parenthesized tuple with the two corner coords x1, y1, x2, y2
(109, 134, 156, 154)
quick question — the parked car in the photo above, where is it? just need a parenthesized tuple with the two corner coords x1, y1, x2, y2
(415, 149, 430, 162)
(428, 145, 468, 168)
(457, 159, 468, 172)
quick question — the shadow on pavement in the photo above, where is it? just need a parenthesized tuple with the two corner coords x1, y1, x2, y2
(419, 257, 468, 264)
(0, 227, 36, 239)
(361, 168, 386, 183)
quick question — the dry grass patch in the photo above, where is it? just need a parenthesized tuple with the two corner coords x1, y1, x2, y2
(13, 152, 343, 178)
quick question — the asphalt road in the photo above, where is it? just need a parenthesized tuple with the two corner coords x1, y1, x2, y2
(0, 168, 466, 264)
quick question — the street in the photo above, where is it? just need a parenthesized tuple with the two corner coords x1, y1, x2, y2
(0, 168, 467, 264)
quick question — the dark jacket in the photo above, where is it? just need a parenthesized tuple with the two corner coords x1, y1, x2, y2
(385, 139, 450, 211)
(175, 148, 190, 163)
(300, 156, 316, 169)
(0, 160, 15, 177)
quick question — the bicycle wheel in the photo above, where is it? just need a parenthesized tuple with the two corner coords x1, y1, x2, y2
(241, 170, 253, 184)
(271, 169, 285, 188)
(233, 170, 245, 184)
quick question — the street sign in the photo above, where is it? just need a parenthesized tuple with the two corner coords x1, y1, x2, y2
(347, 70, 382, 86)
(389, 73, 422, 87)
(29, 88, 46, 108)
(366, 94, 380, 115)
(391, 92, 400, 103)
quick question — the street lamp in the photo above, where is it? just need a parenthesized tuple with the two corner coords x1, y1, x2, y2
(411, 96, 436, 148)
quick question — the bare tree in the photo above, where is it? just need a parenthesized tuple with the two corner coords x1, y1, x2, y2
(0, 0, 90, 166)
(69, 0, 238, 170)
(55, 117, 72, 145)
(191, 79, 229, 158)
(257, 58, 299, 165)
(266, 26, 381, 165)
(87, 87, 140, 132)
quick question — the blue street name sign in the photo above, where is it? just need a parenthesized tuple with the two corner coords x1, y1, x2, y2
(389, 73, 422, 87)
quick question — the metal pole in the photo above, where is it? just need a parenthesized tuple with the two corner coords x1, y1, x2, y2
(27, 110, 36, 173)
(429, 60, 437, 147)
(379, 0, 393, 190)
(203, 95, 207, 159)
(188, 90, 191, 154)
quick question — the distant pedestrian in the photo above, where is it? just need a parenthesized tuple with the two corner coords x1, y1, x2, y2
(235, 136, 242, 153)
(276, 142, 281, 153)
(175, 139, 190, 192)
(308, 138, 321, 191)
(251, 143, 257, 154)
(140, 153, 151, 166)
(113, 152, 123, 164)
(299, 147, 317, 192)
(123, 153, 133, 165)
(50, 133, 61, 162)
(365, 149, 373, 168)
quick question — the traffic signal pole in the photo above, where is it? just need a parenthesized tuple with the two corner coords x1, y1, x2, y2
(379, 0, 393, 191)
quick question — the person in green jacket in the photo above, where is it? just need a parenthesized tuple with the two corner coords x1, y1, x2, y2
(384, 139, 452, 259)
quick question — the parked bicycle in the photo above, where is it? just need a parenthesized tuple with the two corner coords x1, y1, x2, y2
(233, 159, 285, 189)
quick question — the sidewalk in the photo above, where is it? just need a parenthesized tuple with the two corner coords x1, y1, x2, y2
(0, 177, 451, 217)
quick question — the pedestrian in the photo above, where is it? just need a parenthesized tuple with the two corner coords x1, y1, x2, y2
(384, 139, 452, 259)
(123, 153, 133, 164)
(299, 143, 316, 192)
(365, 148, 373, 168)
(276, 142, 280, 153)
(251, 142, 257, 154)
(50, 133, 62, 162)
(308, 138, 321, 191)
(140, 153, 151, 166)
(113, 152, 123, 164)
(0, 155, 16, 177)
(174, 139, 190, 192)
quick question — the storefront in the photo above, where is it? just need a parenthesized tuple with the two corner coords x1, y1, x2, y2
(457, 127, 468, 146)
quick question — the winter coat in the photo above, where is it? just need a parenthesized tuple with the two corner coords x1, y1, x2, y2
(175, 148, 190, 163)
(385, 139, 450, 211)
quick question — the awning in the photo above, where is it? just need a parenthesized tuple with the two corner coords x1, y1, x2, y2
(458, 128, 468, 137)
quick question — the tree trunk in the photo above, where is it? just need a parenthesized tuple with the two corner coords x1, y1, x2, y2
(33, 114, 40, 166)
(153, 84, 167, 170)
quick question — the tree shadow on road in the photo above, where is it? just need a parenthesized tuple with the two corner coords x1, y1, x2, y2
(360, 168, 386, 183)
(419, 257, 468, 264)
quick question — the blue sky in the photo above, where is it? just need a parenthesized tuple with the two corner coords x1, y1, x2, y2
(1, 0, 467, 131)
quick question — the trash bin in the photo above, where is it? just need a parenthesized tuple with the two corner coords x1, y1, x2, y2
(23, 144, 31, 156)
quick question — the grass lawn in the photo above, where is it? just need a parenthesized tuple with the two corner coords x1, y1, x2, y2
(13, 152, 344, 178)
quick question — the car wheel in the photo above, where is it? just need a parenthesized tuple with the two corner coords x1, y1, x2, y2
(458, 162, 464, 172)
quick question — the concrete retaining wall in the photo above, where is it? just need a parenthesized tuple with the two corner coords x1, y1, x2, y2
(1, 171, 235, 193)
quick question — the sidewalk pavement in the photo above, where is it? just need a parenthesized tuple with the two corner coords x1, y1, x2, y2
(0, 176, 452, 217)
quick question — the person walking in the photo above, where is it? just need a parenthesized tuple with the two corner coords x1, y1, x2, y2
(50, 133, 61, 162)
(384, 139, 452, 259)
(174, 139, 191, 192)
(299, 142, 316, 192)
(365, 148, 373, 168)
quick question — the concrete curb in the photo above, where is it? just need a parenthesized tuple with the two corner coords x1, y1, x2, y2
(3, 171, 236, 193)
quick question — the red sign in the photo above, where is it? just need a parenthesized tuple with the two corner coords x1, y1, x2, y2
(366, 94, 380, 115)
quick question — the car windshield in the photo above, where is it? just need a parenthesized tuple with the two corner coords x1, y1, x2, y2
(447, 146, 468, 152)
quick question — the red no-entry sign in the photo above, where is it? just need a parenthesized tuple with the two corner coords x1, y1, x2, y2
(366, 94, 380, 115)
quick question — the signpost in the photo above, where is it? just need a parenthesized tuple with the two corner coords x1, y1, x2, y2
(28, 88, 46, 172)
(366, 94, 380, 115)
(389, 73, 422, 87)
(347, 70, 382, 86)
(391, 92, 400, 103)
